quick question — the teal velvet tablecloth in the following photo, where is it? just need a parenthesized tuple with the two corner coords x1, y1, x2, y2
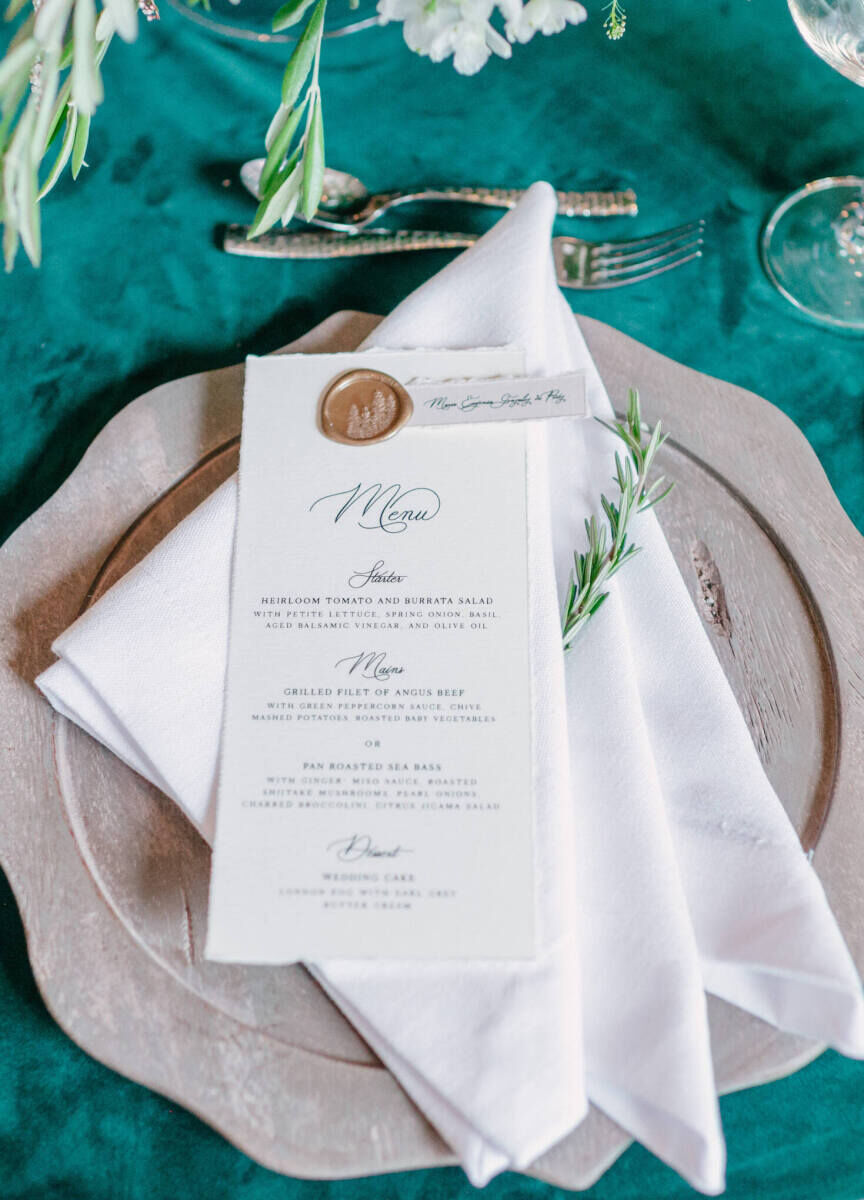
(2, 1, 864, 1196)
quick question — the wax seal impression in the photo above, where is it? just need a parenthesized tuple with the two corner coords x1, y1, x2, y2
(319, 369, 414, 446)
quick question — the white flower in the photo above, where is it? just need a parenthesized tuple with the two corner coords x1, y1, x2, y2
(503, 0, 586, 44)
(377, 0, 429, 23)
(377, 0, 581, 73)
(450, 20, 500, 73)
(379, 0, 512, 75)
(494, 0, 522, 35)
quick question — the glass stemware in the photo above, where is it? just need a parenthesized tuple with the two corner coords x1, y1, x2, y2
(760, 0, 864, 331)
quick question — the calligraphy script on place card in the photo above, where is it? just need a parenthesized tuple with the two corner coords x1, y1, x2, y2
(409, 370, 586, 427)
(206, 347, 562, 962)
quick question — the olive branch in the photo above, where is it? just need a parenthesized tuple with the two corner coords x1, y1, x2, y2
(0, 0, 328, 268)
(247, 0, 327, 238)
(0, 0, 142, 270)
(562, 388, 673, 650)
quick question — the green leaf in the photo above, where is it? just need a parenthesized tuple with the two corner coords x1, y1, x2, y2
(248, 157, 302, 238)
(260, 144, 301, 201)
(7, 7, 35, 50)
(36, 0, 80, 54)
(0, 35, 37, 93)
(103, 0, 138, 42)
(3, 219, 19, 271)
(265, 103, 289, 151)
(2, 225, 19, 269)
(272, 0, 317, 32)
(639, 482, 674, 512)
(71, 0, 103, 115)
(0, 67, 32, 132)
(58, 34, 74, 69)
(259, 98, 305, 195)
(17, 177, 40, 265)
(280, 0, 325, 107)
(11, 107, 41, 266)
(2, 135, 19, 224)
(627, 387, 640, 438)
(43, 75, 73, 148)
(596, 416, 633, 450)
(94, 26, 113, 64)
(300, 94, 324, 220)
(70, 110, 89, 177)
(5, 0, 31, 20)
(33, 0, 73, 48)
(0, 74, 27, 157)
(39, 105, 76, 196)
(94, 7, 112, 40)
(32, 49, 60, 155)
(640, 475, 668, 506)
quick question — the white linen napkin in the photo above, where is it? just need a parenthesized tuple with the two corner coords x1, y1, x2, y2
(37, 183, 864, 1194)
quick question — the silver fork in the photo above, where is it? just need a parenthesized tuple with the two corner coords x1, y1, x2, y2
(222, 220, 705, 289)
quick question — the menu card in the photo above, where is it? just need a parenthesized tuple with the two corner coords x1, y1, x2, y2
(206, 348, 557, 962)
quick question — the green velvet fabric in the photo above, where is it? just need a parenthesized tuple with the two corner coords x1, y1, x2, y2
(1, 1, 864, 1196)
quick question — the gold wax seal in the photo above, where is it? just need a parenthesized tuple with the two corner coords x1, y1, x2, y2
(319, 369, 414, 446)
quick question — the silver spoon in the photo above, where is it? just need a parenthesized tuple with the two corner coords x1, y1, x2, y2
(239, 160, 638, 230)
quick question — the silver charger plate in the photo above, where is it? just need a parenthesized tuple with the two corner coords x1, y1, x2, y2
(2, 311, 863, 1189)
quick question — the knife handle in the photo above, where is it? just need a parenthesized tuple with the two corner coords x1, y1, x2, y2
(556, 188, 638, 218)
(223, 226, 479, 259)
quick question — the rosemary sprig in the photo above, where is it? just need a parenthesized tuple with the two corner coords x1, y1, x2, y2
(561, 388, 673, 651)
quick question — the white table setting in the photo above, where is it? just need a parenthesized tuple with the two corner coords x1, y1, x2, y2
(15, 184, 864, 1196)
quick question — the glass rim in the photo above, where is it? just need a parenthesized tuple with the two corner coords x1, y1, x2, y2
(164, 0, 381, 44)
(760, 175, 864, 333)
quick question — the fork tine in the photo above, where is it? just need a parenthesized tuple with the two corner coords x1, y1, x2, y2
(594, 231, 705, 268)
(600, 238, 704, 279)
(578, 249, 703, 290)
(590, 220, 705, 256)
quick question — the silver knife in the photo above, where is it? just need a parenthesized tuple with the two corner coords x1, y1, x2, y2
(224, 227, 482, 259)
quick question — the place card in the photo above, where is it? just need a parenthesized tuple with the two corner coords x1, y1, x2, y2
(408, 370, 586, 426)
(318, 366, 586, 445)
(206, 348, 558, 962)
